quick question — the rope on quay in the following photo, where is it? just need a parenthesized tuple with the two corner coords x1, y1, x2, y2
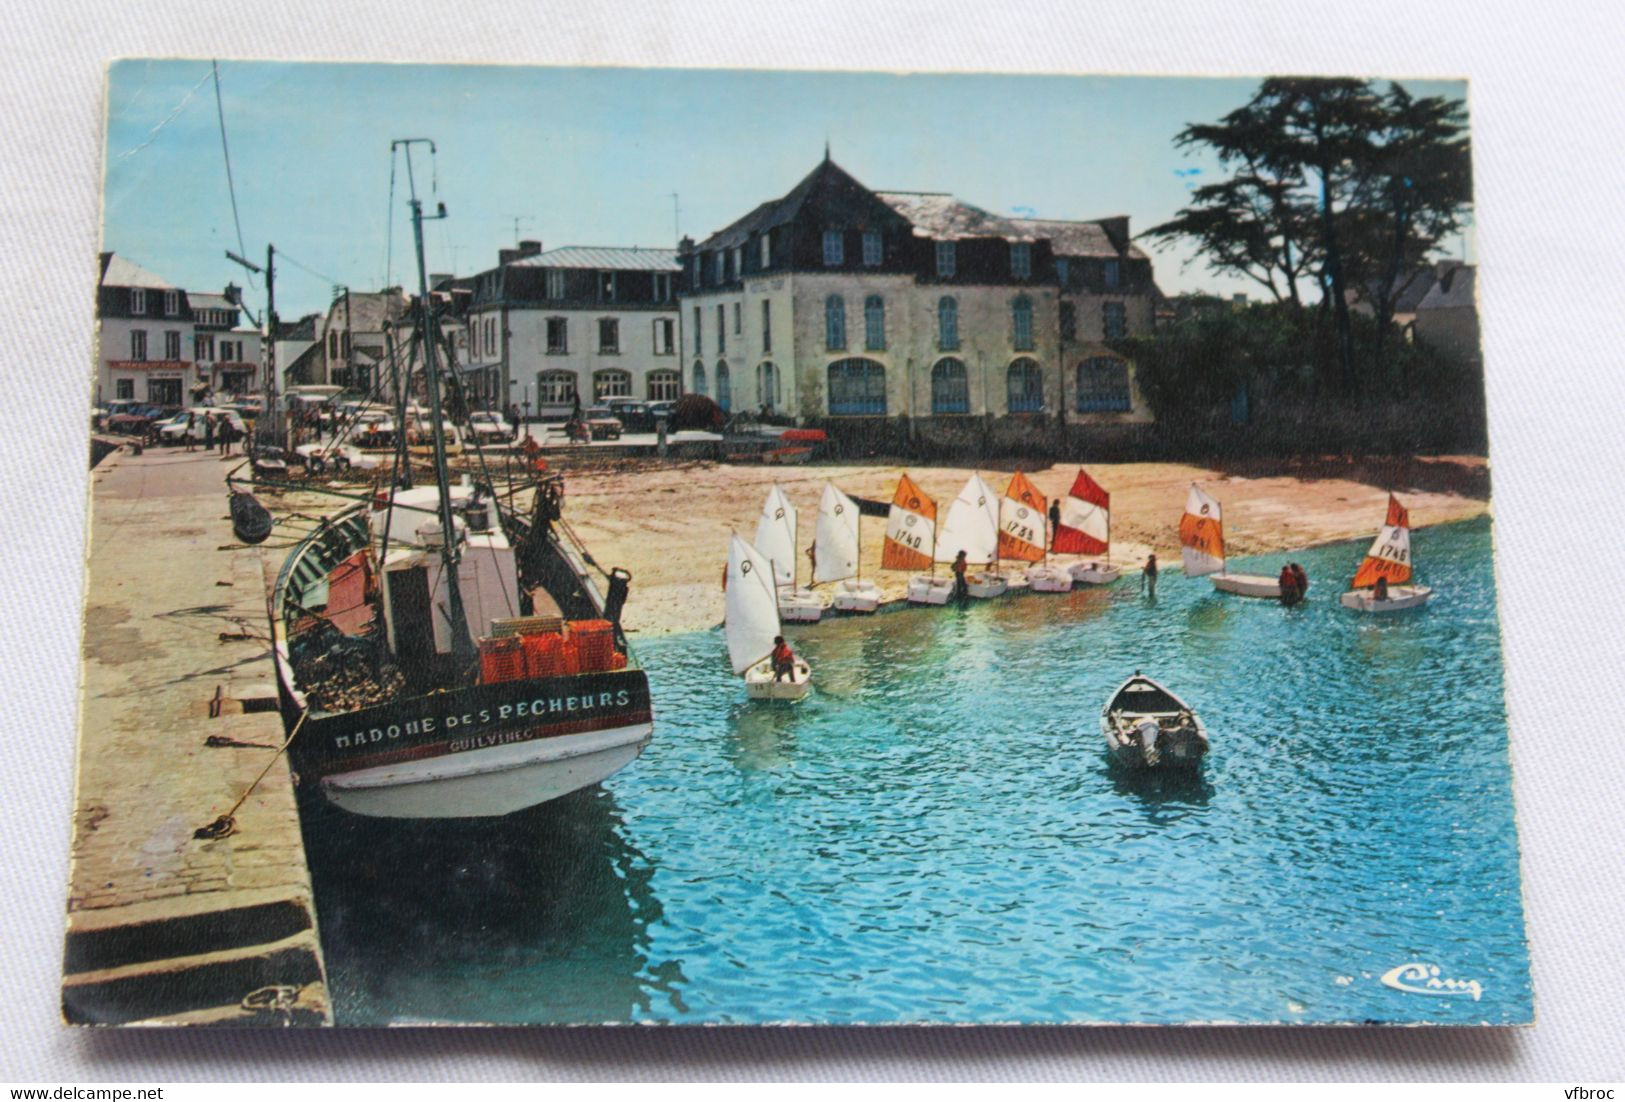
(193, 711, 308, 841)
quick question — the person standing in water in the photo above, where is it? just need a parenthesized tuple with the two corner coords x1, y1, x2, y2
(951, 549, 970, 604)
(1143, 552, 1159, 598)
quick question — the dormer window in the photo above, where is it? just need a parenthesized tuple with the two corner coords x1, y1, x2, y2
(546, 269, 565, 300)
(862, 230, 882, 267)
(1056, 258, 1071, 285)
(935, 241, 956, 279)
(1104, 258, 1121, 289)
(599, 271, 616, 302)
(164, 290, 178, 316)
(822, 230, 844, 267)
(130, 288, 147, 315)
(759, 232, 772, 269)
(1010, 242, 1032, 280)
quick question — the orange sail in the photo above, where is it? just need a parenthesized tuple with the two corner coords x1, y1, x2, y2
(1351, 493, 1414, 588)
(1053, 468, 1110, 556)
(997, 472, 1047, 562)
(1178, 484, 1225, 577)
(882, 473, 936, 571)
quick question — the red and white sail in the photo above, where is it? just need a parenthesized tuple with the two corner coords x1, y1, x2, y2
(1054, 468, 1110, 556)
(997, 472, 1047, 563)
(936, 473, 1001, 565)
(1179, 484, 1226, 578)
(1350, 494, 1414, 588)
(882, 474, 936, 571)
(753, 483, 798, 587)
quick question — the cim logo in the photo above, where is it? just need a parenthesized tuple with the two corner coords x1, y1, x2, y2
(1380, 962, 1483, 1001)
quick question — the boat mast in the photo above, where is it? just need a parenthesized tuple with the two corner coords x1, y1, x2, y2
(396, 137, 475, 669)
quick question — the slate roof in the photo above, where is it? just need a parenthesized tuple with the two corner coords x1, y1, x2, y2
(873, 192, 1037, 241)
(189, 292, 236, 312)
(329, 290, 410, 334)
(698, 158, 871, 250)
(509, 246, 680, 271)
(1417, 263, 1475, 311)
(100, 253, 173, 289)
(1009, 217, 1146, 260)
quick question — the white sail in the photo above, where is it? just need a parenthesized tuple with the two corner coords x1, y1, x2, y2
(1179, 484, 1226, 578)
(813, 482, 860, 584)
(935, 473, 1001, 564)
(724, 535, 781, 676)
(753, 483, 797, 587)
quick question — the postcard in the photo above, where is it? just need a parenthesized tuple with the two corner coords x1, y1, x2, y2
(67, 61, 1529, 1026)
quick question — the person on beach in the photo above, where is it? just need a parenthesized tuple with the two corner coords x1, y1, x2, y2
(1049, 499, 1062, 551)
(1143, 553, 1158, 598)
(507, 403, 522, 441)
(220, 417, 236, 457)
(951, 550, 970, 604)
(771, 635, 796, 682)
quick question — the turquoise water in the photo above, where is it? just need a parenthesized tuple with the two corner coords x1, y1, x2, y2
(305, 516, 1532, 1025)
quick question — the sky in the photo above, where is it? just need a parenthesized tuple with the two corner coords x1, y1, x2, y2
(102, 62, 1472, 320)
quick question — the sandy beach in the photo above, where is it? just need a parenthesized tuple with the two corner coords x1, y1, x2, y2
(554, 455, 1490, 636)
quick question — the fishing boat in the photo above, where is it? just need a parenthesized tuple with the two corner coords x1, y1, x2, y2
(815, 481, 879, 613)
(755, 483, 822, 622)
(1056, 468, 1121, 585)
(254, 147, 652, 819)
(725, 534, 811, 700)
(891, 475, 953, 605)
(939, 473, 1008, 599)
(1180, 484, 1282, 597)
(1340, 494, 1433, 612)
(1100, 673, 1209, 770)
(1000, 472, 1067, 592)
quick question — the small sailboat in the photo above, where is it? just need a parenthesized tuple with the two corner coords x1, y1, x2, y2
(1000, 472, 1068, 592)
(816, 482, 880, 613)
(1056, 467, 1120, 585)
(1101, 673, 1209, 770)
(890, 475, 953, 605)
(726, 534, 811, 700)
(939, 473, 1008, 599)
(1340, 494, 1433, 612)
(1181, 484, 1282, 597)
(755, 483, 822, 622)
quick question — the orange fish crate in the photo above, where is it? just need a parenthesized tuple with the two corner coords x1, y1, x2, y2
(478, 635, 526, 684)
(570, 619, 618, 672)
(521, 631, 579, 678)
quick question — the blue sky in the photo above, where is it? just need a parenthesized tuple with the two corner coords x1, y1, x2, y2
(102, 62, 1471, 319)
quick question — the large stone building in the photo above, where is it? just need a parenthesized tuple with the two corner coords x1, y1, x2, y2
(94, 252, 263, 406)
(461, 241, 681, 419)
(676, 157, 1157, 445)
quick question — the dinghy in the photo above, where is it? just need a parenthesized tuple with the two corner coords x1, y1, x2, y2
(1340, 494, 1433, 612)
(889, 475, 953, 605)
(725, 534, 811, 700)
(1180, 484, 1282, 597)
(815, 482, 880, 612)
(1001, 472, 1069, 592)
(755, 483, 822, 622)
(1100, 673, 1209, 770)
(939, 473, 1008, 599)
(1055, 467, 1120, 585)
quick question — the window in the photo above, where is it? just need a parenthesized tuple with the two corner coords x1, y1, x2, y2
(341, 332, 351, 358)
(164, 331, 181, 360)
(195, 333, 214, 360)
(931, 358, 969, 414)
(538, 370, 578, 405)
(823, 229, 844, 266)
(599, 271, 617, 302)
(148, 378, 182, 405)
(1012, 295, 1035, 351)
(647, 369, 681, 401)
(598, 318, 620, 353)
(594, 369, 631, 399)
(722, 250, 734, 283)
(936, 241, 956, 278)
(733, 247, 744, 280)
(218, 340, 234, 361)
(938, 296, 959, 351)
(1056, 258, 1070, 285)
(824, 295, 846, 351)
(716, 361, 732, 412)
(1011, 242, 1032, 280)
(328, 330, 339, 357)
(115, 378, 134, 399)
(693, 306, 702, 357)
(1060, 302, 1077, 343)
(1103, 302, 1127, 340)
(1104, 259, 1121, 289)
(733, 301, 741, 335)
(759, 232, 772, 269)
(862, 230, 882, 267)
(827, 358, 886, 415)
(130, 330, 147, 361)
(653, 317, 675, 355)
(864, 295, 886, 351)
(1008, 358, 1044, 413)
(546, 269, 566, 300)
(761, 299, 772, 353)
(131, 289, 147, 315)
(164, 290, 178, 316)
(1077, 357, 1132, 412)
(757, 362, 780, 410)
(716, 304, 726, 353)
(654, 273, 671, 302)
(546, 317, 568, 354)
(486, 317, 498, 356)
(692, 360, 708, 397)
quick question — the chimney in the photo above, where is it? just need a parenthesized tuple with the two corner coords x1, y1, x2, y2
(1098, 216, 1130, 253)
(499, 248, 520, 265)
(519, 239, 543, 257)
(678, 235, 696, 256)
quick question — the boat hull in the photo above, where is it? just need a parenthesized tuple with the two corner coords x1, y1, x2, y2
(906, 575, 954, 605)
(1069, 562, 1122, 586)
(778, 587, 824, 623)
(1100, 674, 1209, 771)
(1210, 572, 1282, 598)
(744, 658, 811, 701)
(966, 572, 1007, 599)
(831, 578, 880, 613)
(1025, 565, 1073, 592)
(1340, 585, 1432, 612)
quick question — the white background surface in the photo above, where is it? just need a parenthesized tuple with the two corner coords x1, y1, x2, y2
(3, 0, 1623, 1082)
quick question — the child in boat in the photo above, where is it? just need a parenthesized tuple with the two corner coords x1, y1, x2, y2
(771, 635, 795, 682)
(1374, 575, 1390, 601)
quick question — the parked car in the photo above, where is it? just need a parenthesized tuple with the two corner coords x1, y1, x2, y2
(646, 400, 677, 423)
(106, 403, 173, 436)
(605, 398, 656, 433)
(583, 406, 623, 440)
(159, 408, 248, 445)
(467, 410, 514, 444)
